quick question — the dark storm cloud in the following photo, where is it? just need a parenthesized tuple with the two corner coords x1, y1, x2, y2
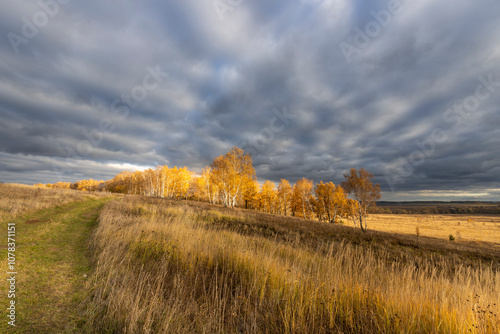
(0, 0, 499, 200)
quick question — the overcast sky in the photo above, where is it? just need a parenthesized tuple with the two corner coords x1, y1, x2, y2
(1, 0, 499, 201)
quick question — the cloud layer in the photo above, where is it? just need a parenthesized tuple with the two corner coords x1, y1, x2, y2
(1, 0, 499, 200)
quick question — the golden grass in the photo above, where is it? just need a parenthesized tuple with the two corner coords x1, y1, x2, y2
(368, 214, 500, 245)
(85, 197, 500, 333)
(0, 183, 113, 221)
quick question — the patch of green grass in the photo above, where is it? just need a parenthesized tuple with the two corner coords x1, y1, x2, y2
(0, 197, 114, 333)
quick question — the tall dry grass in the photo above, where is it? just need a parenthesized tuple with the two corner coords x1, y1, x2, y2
(0, 183, 111, 221)
(85, 196, 500, 333)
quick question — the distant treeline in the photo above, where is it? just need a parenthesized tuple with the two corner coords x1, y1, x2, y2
(370, 204, 500, 215)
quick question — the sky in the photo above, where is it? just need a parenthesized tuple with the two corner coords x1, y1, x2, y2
(1, 0, 500, 201)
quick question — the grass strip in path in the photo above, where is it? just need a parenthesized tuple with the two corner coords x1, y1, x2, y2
(0, 197, 114, 333)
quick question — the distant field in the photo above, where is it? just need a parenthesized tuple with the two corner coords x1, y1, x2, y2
(369, 214, 500, 245)
(373, 201, 500, 215)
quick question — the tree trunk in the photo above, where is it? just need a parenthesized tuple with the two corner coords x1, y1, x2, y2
(302, 198, 306, 219)
(322, 200, 330, 223)
(359, 215, 366, 232)
(284, 194, 287, 216)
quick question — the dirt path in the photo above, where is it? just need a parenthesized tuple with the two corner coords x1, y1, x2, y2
(0, 197, 114, 333)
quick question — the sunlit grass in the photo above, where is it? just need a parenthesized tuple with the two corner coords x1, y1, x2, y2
(85, 196, 500, 333)
(0, 183, 111, 221)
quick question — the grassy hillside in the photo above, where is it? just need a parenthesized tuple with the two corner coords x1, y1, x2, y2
(1, 185, 498, 333)
(85, 196, 500, 333)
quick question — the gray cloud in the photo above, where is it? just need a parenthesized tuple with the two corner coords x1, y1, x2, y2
(0, 0, 499, 200)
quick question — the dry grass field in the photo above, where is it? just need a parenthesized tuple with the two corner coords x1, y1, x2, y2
(1, 184, 499, 333)
(368, 214, 500, 245)
(0, 183, 109, 221)
(85, 196, 500, 333)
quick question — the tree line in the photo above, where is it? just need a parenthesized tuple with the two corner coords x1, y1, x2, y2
(370, 205, 500, 215)
(37, 147, 381, 231)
